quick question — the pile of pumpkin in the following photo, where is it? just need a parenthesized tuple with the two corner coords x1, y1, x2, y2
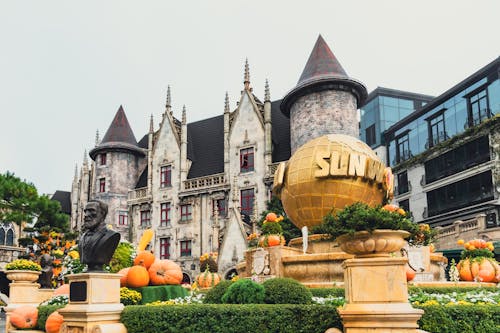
(456, 238, 500, 282)
(257, 212, 286, 247)
(118, 230, 183, 287)
(8, 304, 64, 333)
(195, 252, 221, 289)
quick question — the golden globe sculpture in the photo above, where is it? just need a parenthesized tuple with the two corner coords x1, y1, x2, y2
(273, 134, 394, 229)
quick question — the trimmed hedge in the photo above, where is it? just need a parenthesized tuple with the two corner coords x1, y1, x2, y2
(37, 304, 66, 330)
(121, 304, 342, 333)
(309, 286, 499, 298)
(416, 304, 500, 333)
(203, 280, 233, 304)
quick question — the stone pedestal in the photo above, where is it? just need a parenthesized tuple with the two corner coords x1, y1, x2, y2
(58, 273, 126, 333)
(338, 257, 424, 332)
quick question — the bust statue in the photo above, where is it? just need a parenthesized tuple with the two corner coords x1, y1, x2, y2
(79, 200, 120, 271)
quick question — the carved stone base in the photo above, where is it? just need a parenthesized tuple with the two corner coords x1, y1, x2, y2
(58, 273, 124, 333)
(338, 257, 424, 332)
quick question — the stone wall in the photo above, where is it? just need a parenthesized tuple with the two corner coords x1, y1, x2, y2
(289, 90, 358, 153)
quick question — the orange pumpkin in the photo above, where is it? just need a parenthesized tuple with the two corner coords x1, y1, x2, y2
(457, 258, 499, 282)
(10, 305, 38, 329)
(118, 267, 130, 287)
(53, 284, 69, 295)
(196, 271, 221, 288)
(266, 235, 281, 247)
(382, 204, 399, 212)
(405, 265, 416, 282)
(265, 212, 278, 222)
(148, 259, 183, 285)
(133, 250, 155, 269)
(45, 311, 64, 333)
(127, 265, 150, 288)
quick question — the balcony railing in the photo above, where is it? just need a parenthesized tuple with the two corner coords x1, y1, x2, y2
(128, 187, 150, 202)
(184, 173, 226, 191)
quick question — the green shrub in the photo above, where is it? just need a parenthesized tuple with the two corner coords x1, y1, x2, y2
(121, 304, 342, 333)
(203, 280, 233, 304)
(263, 278, 312, 304)
(222, 279, 265, 304)
(309, 287, 345, 298)
(37, 304, 66, 330)
(261, 222, 283, 235)
(408, 286, 499, 295)
(417, 304, 500, 332)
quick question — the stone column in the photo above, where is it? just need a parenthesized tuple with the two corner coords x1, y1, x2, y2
(58, 273, 126, 333)
(338, 257, 424, 332)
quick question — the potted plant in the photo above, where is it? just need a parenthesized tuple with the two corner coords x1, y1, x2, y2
(314, 202, 420, 257)
(5, 259, 42, 283)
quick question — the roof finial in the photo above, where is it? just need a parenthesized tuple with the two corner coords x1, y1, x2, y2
(244, 58, 250, 90)
(74, 164, 78, 178)
(149, 114, 154, 133)
(166, 85, 171, 108)
(264, 79, 270, 102)
(182, 105, 186, 124)
(95, 129, 100, 147)
(224, 92, 230, 113)
(83, 149, 88, 166)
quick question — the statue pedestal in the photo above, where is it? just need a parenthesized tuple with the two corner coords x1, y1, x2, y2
(58, 273, 126, 333)
(338, 257, 424, 332)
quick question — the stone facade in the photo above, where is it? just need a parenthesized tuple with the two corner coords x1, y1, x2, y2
(290, 90, 358, 153)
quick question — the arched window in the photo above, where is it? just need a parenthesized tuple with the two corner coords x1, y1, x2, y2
(6, 229, 14, 246)
(0, 229, 5, 245)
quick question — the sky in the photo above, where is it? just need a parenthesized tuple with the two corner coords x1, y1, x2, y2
(1, 1, 499, 196)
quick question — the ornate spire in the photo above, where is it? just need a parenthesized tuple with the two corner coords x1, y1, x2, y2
(166, 85, 171, 108)
(182, 105, 186, 124)
(95, 129, 100, 147)
(244, 58, 250, 90)
(149, 114, 154, 133)
(74, 164, 78, 179)
(224, 92, 230, 113)
(264, 79, 270, 102)
(83, 149, 88, 166)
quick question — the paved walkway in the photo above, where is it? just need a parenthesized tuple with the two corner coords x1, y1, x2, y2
(0, 311, 5, 332)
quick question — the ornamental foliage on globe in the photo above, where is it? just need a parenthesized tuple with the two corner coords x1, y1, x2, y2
(273, 134, 394, 229)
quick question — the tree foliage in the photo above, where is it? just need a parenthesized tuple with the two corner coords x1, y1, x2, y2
(0, 172, 69, 232)
(259, 196, 301, 243)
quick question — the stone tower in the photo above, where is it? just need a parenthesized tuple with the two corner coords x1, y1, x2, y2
(89, 106, 146, 236)
(280, 35, 368, 153)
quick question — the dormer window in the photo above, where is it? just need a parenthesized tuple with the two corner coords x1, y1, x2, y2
(160, 165, 172, 188)
(240, 147, 254, 173)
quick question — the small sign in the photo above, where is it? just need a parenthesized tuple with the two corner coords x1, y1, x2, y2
(70, 281, 87, 302)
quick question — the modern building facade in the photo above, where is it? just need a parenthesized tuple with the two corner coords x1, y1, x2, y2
(363, 57, 500, 249)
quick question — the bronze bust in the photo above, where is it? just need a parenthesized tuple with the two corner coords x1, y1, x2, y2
(79, 200, 120, 271)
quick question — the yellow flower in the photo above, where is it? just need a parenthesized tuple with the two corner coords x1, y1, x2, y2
(68, 250, 79, 259)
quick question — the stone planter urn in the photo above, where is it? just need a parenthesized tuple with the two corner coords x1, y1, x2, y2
(336, 229, 410, 258)
(5, 270, 41, 283)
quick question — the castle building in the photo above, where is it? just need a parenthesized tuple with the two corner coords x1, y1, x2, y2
(69, 35, 500, 277)
(70, 35, 366, 281)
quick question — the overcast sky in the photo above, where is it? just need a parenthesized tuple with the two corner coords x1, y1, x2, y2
(1, 1, 499, 196)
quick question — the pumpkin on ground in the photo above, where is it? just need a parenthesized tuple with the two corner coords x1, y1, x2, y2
(196, 270, 221, 288)
(118, 267, 130, 287)
(133, 250, 155, 269)
(10, 305, 38, 329)
(53, 283, 69, 295)
(45, 311, 64, 333)
(126, 265, 150, 288)
(457, 258, 500, 282)
(148, 259, 183, 285)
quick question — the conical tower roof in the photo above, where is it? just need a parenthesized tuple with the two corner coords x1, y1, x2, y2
(89, 105, 145, 159)
(281, 35, 367, 116)
(298, 34, 348, 84)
